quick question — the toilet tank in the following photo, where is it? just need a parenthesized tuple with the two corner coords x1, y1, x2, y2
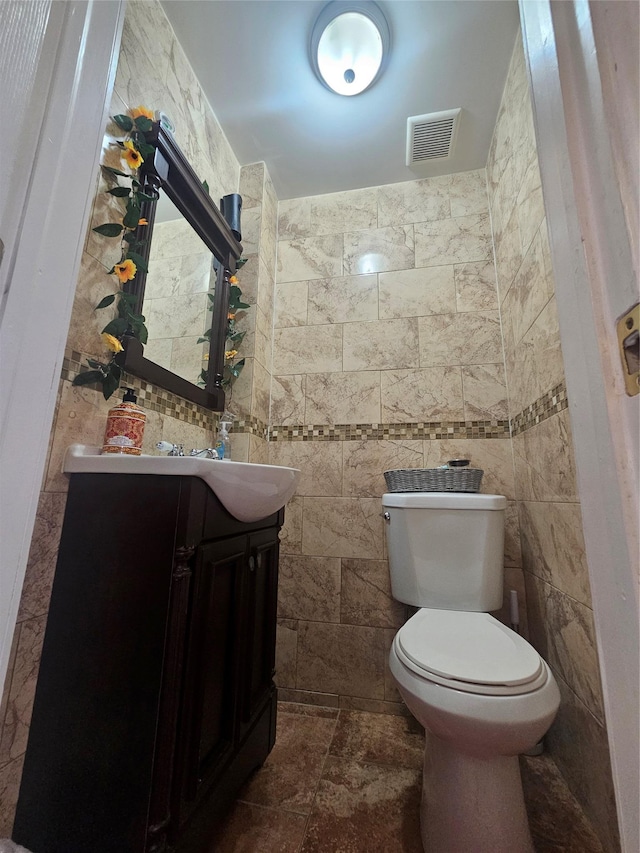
(382, 492, 507, 611)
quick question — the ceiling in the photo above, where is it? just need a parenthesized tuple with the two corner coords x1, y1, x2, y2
(161, 0, 520, 200)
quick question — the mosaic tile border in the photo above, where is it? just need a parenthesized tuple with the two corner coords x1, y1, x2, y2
(269, 420, 510, 442)
(510, 382, 568, 436)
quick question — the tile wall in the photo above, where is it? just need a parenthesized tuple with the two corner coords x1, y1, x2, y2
(487, 33, 619, 851)
(269, 170, 524, 713)
(0, 0, 241, 832)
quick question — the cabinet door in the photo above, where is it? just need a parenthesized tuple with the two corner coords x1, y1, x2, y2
(238, 528, 280, 733)
(174, 535, 246, 821)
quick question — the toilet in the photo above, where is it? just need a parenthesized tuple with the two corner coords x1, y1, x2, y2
(384, 491, 560, 853)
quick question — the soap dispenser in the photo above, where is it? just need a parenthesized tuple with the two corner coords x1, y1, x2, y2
(215, 415, 233, 459)
(102, 388, 146, 455)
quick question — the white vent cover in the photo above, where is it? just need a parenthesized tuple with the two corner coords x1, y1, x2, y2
(406, 108, 461, 167)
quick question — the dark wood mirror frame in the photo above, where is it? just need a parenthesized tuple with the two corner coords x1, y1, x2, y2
(115, 122, 243, 412)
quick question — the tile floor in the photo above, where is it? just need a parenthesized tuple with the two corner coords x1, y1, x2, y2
(209, 703, 605, 853)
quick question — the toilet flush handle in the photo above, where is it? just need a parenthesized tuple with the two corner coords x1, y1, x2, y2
(383, 511, 390, 521)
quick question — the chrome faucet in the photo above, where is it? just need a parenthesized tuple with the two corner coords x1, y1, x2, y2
(156, 441, 184, 456)
(189, 447, 220, 459)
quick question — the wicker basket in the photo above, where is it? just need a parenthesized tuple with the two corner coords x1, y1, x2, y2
(384, 467, 483, 493)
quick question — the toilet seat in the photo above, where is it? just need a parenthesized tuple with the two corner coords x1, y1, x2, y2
(395, 609, 547, 696)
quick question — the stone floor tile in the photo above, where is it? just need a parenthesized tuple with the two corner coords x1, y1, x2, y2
(300, 755, 422, 853)
(520, 754, 605, 853)
(238, 706, 338, 814)
(207, 801, 307, 853)
(329, 709, 424, 769)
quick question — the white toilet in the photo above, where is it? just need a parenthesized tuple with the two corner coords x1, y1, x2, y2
(384, 491, 560, 853)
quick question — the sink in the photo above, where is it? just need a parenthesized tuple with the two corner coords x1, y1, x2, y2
(63, 445, 300, 523)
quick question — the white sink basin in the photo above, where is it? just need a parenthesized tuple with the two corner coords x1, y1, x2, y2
(63, 445, 300, 523)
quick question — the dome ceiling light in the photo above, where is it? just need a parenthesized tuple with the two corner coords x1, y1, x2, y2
(310, 1, 391, 96)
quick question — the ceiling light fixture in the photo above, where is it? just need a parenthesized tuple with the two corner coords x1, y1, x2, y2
(310, 1, 391, 97)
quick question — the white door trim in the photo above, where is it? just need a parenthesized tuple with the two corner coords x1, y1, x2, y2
(519, 2, 639, 850)
(0, 1, 124, 694)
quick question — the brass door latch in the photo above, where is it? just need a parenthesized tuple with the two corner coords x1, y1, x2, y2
(616, 303, 639, 396)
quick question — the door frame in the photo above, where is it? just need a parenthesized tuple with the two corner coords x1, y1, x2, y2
(0, 0, 124, 694)
(519, 2, 639, 850)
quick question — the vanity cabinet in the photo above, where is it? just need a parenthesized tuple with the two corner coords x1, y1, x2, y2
(13, 472, 283, 853)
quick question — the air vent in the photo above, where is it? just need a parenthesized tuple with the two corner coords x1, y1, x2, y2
(406, 108, 461, 168)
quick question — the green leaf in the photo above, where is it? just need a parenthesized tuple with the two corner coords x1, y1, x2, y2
(102, 317, 128, 337)
(136, 140, 156, 159)
(230, 285, 242, 300)
(110, 363, 122, 382)
(236, 257, 248, 268)
(118, 292, 138, 305)
(102, 370, 120, 400)
(228, 330, 246, 346)
(86, 358, 104, 370)
(95, 294, 116, 310)
(92, 223, 123, 237)
(202, 179, 210, 194)
(73, 370, 104, 387)
(106, 186, 131, 197)
(123, 201, 141, 229)
(133, 115, 153, 132)
(235, 300, 250, 310)
(113, 114, 133, 132)
(101, 165, 129, 178)
(136, 191, 157, 202)
(126, 250, 148, 272)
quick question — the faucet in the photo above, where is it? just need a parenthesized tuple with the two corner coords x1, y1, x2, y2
(189, 447, 220, 459)
(156, 441, 184, 456)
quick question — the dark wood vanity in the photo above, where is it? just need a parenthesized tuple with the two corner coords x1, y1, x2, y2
(13, 472, 282, 852)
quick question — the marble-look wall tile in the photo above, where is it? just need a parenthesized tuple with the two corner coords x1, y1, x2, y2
(519, 501, 591, 606)
(414, 214, 492, 267)
(341, 559, 406, 629)
(277, 235, 343, 282)
(383, 628, 403, 703)
(510, 297, 564, 412)
(491, 565, 529, 638)
(17, 492, 67, 623)
(268, 441, 343, 497)
(270, 374, 306, 425)
(273, 325, 342, 375)
(377, 176, 450, 226)
(310, 188, 378, 235)
(462, 363, 509, 421)
(343, 318, 419, 371)
(516, 156, 545, 256)
(423, 439, 516, 499)
(274, 281, 308, 328)
(239, 161, 265, 209)
(378, 266, 456, 319)
(449, 170, 488, 218)
(513, 410, 579, 502)
(278, 556, 341, 623)
(546, 675, 620, 853)
(275, 619, 298, 688)
(251, 359, 272, 426)
(279, 495, 303, 555)
(454, 260, 499, 312)
(296, 622, 386, 699)
(0, 755, 24, 836)
(525, 575, 604, 722)
(278, 197, 312, 241)
(508, 227, 555, 346)
(0, 616, 47, 765)
(302, 498, 384, 560)
(305, 372, 381, 425)
(342, 441, 424, 498)
(418, 311, 503, 366)
(504, 501, 522, 568)
(343, 226, 415, 275)
(248, 435, 269, 465)
(307, 275, 378, 325)
(381, 367, 464, 422)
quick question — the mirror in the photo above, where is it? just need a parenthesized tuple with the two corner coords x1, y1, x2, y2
(116, 122, 243, 411)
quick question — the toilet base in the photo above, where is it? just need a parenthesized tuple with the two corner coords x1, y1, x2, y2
(421, 731, 534, 853)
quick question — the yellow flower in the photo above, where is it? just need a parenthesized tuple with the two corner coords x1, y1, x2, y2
(114, 258, 137, 282)
(138, 218, 148, 226)
(131, 106, 154, 120)
(122, 139, 143, 169)
(229, 275, 238, 284)
(101, 333, 124, 353)
(227, 312, 236, 320)
(225, 349, 238, 360)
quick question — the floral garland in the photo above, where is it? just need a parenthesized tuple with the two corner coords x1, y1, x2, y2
(73, 106, 156, 399)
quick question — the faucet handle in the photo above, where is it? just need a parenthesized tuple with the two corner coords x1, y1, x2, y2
(189, 447, 220, 459)
(156, 441, 184, 456)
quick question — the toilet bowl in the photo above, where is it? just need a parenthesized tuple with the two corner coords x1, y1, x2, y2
(389, 607, 560, 853)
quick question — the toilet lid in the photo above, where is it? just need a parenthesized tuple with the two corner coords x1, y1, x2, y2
(397, 609, 543, 688)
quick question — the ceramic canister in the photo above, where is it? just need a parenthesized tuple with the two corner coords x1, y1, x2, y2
(102, 388, 146, 455)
